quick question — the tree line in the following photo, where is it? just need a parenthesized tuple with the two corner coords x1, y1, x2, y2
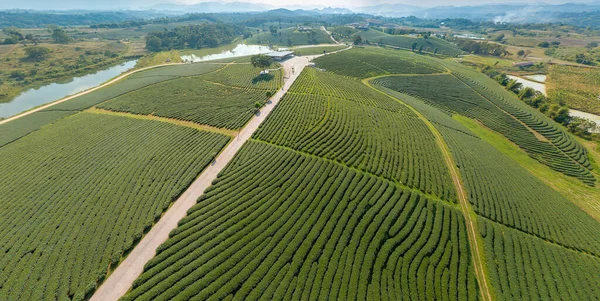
(481, 66, 597, 136)
(455, 39, 508, 56)
(145, 23, 243, 52)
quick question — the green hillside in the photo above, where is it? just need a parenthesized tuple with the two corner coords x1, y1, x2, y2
(246, 27, 332, 46)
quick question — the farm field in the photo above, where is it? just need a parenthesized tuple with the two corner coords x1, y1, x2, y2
(45, 62, 224, 112)
(3, 36, 600, 301)
(547, 65, 600, 115)
(0, 110, 76, 147)
(0, 112, 230, 300)
(313, 47, 446, 78)
(246, 27, 332, 46)
(374, 86, 600, 299)
(254, 68, 456, 201)
(373, 64, 595, 185)
(98, 64, 282, 130)
(122, 141, 479, 301)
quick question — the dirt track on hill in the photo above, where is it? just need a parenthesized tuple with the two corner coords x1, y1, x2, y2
(363, 78, 493, 301)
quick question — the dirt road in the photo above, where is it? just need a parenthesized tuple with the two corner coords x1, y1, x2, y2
(322, 26, 341, 45)
(90, 55, 316, 301)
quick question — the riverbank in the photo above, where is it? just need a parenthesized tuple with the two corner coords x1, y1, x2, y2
(0, 41, 135, 103)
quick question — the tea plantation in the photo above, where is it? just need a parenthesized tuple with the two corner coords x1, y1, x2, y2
(0, 113, 230, 300)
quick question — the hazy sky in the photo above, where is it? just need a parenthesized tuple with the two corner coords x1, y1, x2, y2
(0, 0, 597, 10)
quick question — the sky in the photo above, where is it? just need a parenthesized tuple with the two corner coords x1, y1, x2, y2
(0, 0, 597, 10)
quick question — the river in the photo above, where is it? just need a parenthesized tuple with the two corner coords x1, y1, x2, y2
(508, 74, 600, 133)
(0, 60, 137, 119)
(180, 44, 272, 62)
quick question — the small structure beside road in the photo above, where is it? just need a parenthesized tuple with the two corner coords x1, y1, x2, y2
(266, 51, 294, 61)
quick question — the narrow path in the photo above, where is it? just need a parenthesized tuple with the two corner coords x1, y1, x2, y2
(90, 55, 314, 301)
(0, 63, 183, 126)
(86, 108, 238, 137)
(363, 78, 494, 301)
(322, 26, 341, 45)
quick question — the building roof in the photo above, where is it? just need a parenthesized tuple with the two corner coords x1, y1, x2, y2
(266, 51, 294, 58)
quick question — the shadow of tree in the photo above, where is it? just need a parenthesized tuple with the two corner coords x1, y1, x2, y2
(252, 74, 275, 84)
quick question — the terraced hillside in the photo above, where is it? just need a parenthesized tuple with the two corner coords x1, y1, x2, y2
(98, 64, 282, 130)
(124, 142, 478, 301)
(374, 82, 600, 300)
(254, 68, 456, 201)
(318, 48, 594, 185)
(0, 113, 230, 300)
(330, 28, 463, 56)
(375, 73, 595, 185)
(122, 61, 480, 300)
(313, 47, 446, 78)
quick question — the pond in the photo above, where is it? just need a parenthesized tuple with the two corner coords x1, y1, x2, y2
(0, 60, 137, 119)
(507, 75, 547, 96)
(181, 44, 272, 62)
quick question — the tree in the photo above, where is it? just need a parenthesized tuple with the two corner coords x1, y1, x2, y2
(52, 28, 71, 44)
(146, 36, 162, 52)
(251, 54, 272, 71)
(24, 46, 51, 61)
(505, 79, 522, 93)
(433, 48, 438, 55)
(518, 87, 536, 100)
(517, 49, 525, 57)
(353, 35, 362, 45)
(411, 42, 418, 52)
(538, 41, 550, 48)
(586, 41, 598, 51)
(418, 45, 423, 54)
(269, 25, 277, 36)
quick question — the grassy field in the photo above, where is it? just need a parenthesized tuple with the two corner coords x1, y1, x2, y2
(547, 65, 600, 114)
(0, 40, 131, 103)
(0, 112, 230, 300)
(135, 50, 183, 68)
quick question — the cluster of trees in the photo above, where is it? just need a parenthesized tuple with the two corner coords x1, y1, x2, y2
(2, 26, 71, 45)
(456, 39, 508, 56)
(0, 11, 144, 28)
(145, 23, 243, 52)
(481, 66, 597, 136)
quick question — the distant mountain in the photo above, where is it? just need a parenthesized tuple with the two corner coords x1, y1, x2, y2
(355, 3, 421, 17)
(150, 1, 273, 13)
(353, 2, 600, 22)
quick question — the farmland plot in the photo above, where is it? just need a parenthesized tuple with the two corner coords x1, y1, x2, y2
(122, 141, 479, 301)
(0, 113, 229, 300)
(255, 68, 456, 201)
(375, 73, 595, 185)
(99, 64, 283, 130)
